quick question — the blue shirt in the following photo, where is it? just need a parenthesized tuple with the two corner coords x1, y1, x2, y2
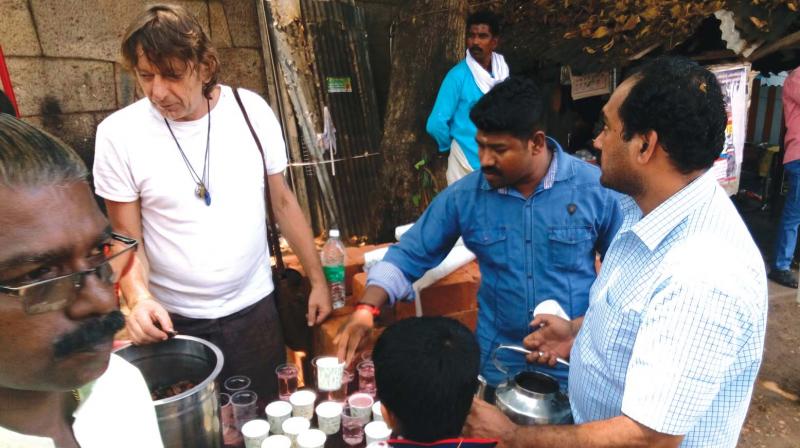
(368, 139, 622, 387)
(569, 172, 767, 447)
(426, 60, 484, 169)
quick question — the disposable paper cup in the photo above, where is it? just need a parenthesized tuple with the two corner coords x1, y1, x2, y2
(296, 429, 327, 448)
(281, 417, 311, 447)
(347, 392, 374, 422)
(315, 401, 343, 435)
(315, 356, 346, 391)
(372, 401, 383, 421)
(289, 390, 317, 419)
(262, 434, 292, 448)
(266, 400, 293, 435)
(364, 421, 392, 445)
(242, 419, 271, 448)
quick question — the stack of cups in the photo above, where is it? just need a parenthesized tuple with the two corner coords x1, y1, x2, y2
(282, 417, 311, 447)
(262, 434, 292, 448)
(241, 419, 270, 448)
(289, 390, 317, 419)
(315, 356, 346, 392)
(315, 401, 343, 435)
(296, 429, 327, 448)
(266, 400, 293, 435)
(364, 421, 392, 445)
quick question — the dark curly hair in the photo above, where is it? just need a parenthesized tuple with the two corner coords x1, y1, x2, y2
(469, 77, 544, 140)
(619, 56, 726, 174)
(467, 10, 501, 36)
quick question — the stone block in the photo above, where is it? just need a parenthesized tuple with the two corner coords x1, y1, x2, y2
(30, 0, 209, 61)
(22, 112, 100, 167)
(209, 0, 233, 49)
(0, 0, 41, 56)
(7, 57, 116, 116)
(221, 0, 260, 48)
(218, 48, 267, 98)
(114, 63, 139, 109)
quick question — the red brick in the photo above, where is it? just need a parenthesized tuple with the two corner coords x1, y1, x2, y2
(351, 262, 480, 319)
(445, 308, 478, 332)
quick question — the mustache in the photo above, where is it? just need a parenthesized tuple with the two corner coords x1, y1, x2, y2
(470, 46, 483, 53)
(481, 166, 500, 175)
(53, 311, 125, 358)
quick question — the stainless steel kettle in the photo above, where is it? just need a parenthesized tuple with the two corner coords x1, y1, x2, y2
(490, 345, 572, 425)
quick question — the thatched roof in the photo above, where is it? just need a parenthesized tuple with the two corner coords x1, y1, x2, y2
(499, 0, 800, 73)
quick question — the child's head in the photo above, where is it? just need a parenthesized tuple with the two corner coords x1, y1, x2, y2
(373, 317, 480, 442)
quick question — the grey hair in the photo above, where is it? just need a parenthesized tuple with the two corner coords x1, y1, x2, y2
(0, 114, 88, 188)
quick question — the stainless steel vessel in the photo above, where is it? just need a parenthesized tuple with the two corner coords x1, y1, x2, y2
(115, 335, 225, 448)
(491, 345, 572, 425)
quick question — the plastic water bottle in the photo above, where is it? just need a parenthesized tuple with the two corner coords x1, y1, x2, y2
(321, 229, 346, 310)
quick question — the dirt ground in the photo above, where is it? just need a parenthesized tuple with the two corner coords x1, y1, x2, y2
(738, 281, 800, 447)
(737, 205, 800, 448)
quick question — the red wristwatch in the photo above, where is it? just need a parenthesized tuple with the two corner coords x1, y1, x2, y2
(355, 302, 380, 317)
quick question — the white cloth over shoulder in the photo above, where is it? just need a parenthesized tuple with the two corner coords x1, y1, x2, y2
(446, 139, 474, 185)
(465, 50, 509, 94)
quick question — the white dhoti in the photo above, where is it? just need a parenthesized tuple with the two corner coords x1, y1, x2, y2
(446, 139, 474, 185)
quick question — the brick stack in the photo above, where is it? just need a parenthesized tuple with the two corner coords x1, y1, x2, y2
(287, 244, 480, 357)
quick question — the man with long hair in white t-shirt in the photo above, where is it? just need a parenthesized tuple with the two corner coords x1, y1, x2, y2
(93, 4, 331, 402)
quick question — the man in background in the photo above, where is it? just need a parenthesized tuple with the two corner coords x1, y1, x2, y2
(769, 67, 800, 288)
(426, 10, 509, 184)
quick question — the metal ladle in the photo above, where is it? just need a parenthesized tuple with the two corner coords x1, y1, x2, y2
(495, 344, 570, 367)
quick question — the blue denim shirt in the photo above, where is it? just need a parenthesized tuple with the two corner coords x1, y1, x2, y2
(368, 140, 623, 387)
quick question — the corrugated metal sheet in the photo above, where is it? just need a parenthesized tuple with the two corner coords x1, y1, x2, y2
(300, 0, 382, 239)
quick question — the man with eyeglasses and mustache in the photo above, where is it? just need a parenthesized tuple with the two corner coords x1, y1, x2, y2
(427, 10, 510, 184)
(0, 115, 162, 447)
(337, 77, 622, 393)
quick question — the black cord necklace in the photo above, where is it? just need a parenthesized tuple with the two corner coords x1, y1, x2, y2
(164, 98, 212, 206)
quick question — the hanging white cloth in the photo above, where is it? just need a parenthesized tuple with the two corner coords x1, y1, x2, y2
(465, 49, 510, 94)
(446, 139, 474, 185)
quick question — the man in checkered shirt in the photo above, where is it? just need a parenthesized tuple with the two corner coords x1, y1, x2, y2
(465, 56, 767, 447)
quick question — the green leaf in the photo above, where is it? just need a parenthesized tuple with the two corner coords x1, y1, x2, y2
(412, 194, 421, 207)
(414, 159, 427, 170)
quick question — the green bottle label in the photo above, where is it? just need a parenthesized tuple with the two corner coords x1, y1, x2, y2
(323, 265, 345, 283)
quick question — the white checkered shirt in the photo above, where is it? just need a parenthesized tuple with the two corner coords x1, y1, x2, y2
(569, 171, 767, 447)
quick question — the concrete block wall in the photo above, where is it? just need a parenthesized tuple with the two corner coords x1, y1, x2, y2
(0, 0, 270, 169)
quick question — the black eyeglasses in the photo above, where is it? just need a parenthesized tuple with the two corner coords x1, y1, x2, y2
(0, 233, 138, 314)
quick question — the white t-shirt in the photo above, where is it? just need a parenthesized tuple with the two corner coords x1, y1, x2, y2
(0, 354, 163, 448)
(94, 85, 287, 318)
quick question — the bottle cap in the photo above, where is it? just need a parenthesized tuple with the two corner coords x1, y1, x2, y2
(329, 229, 340, 238)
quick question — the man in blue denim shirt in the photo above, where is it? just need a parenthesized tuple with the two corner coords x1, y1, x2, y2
(336, 77, 622, 388)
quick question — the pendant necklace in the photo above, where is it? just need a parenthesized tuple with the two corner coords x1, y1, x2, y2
(164, 98, 212, 206)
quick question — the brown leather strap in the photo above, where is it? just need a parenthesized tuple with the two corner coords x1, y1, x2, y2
(232, 87, 285, 271)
